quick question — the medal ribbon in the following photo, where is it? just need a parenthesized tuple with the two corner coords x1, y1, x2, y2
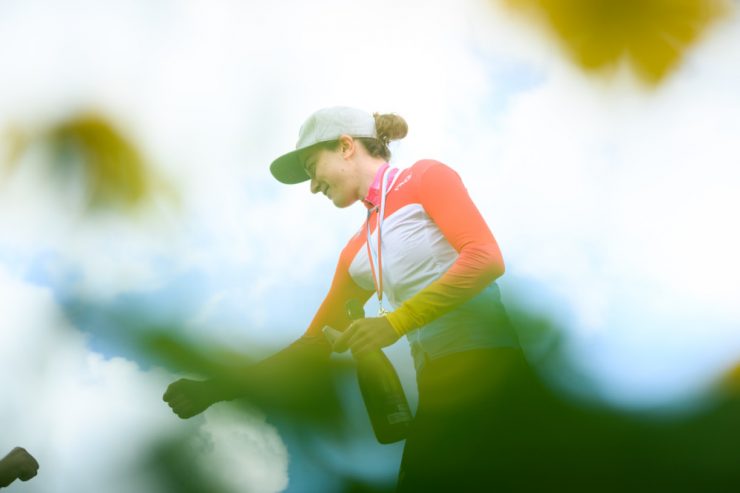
(365, 166, 400, 316)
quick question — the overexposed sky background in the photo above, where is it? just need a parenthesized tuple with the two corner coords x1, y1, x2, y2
(1, 0, 740, 491)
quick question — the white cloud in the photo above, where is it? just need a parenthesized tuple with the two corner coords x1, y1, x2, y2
(198, 405, 289, 493)
(0, 266, 289, 493)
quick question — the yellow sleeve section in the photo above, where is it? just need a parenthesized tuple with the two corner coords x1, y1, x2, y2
(384, 312, 407, 336)
(385, 243, 503, 335)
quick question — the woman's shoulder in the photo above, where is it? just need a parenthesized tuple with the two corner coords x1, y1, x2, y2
(402, 159, 461, 186)
(387, 160, 462, 201)
(408, 158, 454, 173)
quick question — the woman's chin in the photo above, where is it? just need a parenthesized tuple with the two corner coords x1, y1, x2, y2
(331, 195, 355, 208)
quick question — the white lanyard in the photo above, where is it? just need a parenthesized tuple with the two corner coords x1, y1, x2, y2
(365, 166, 400, 316)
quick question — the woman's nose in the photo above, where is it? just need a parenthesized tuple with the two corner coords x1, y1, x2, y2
(310, 178, 320, 194)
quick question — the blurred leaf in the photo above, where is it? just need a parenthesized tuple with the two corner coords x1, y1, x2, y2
(135, 432, 234, 493)
(500, 0, 732, 84)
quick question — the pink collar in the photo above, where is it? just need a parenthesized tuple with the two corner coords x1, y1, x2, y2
(363, 163, 398, 209)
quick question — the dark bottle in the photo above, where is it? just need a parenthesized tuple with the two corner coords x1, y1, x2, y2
(345, 299, 413, 444)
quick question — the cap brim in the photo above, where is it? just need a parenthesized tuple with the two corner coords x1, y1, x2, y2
(270, 149, 310, 184)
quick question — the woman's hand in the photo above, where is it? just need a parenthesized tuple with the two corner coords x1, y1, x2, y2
(163, 378, 219, 419)
(333, 317, 400, 356)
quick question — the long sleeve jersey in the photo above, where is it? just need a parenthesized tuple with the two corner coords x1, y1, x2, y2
(303, 159, 518, 371)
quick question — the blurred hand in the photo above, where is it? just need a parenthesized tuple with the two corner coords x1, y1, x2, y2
(0, 447, 39, 487)
(163, 378, 218, 419)
(334, 317, 400, 356)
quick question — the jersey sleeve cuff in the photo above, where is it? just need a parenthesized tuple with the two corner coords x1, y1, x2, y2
(385, 311, 413, 336)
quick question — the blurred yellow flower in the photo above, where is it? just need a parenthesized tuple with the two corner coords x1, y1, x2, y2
(501, 0, 732, 84)
(720, 362, 740, 395)
(2, 113, 176, 213)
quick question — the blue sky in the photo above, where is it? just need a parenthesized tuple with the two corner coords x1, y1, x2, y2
(2, 0, 740, 491)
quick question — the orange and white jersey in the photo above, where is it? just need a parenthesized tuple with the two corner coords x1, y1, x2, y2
(305, 160, 518, 370)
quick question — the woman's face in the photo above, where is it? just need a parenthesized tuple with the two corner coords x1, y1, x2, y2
(301, 145, 359, 208)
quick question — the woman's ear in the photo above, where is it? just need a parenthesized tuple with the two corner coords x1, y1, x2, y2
(338, 134, 355, 157)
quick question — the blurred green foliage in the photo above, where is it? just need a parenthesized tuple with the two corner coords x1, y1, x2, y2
(79, 299, 740, 492)
(136, 432, 234, 493)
